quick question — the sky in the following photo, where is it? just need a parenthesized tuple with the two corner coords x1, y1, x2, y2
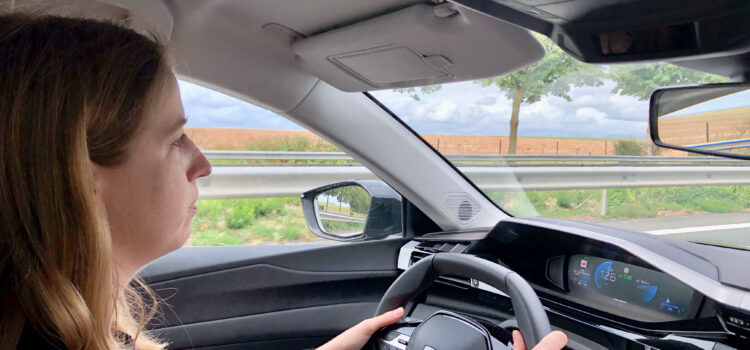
(663, 89, 750, 118)
(179, 77, 653, 140)
(179, 80, 303, 130)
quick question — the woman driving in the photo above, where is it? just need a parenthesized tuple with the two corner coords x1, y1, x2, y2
(0, 13, 566, 350)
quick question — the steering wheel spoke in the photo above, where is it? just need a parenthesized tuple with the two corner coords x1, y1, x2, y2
(369, 253, 552, 349)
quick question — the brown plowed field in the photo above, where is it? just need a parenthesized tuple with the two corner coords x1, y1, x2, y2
(658, 106, 750, 146)
(186, 127, 684, 156)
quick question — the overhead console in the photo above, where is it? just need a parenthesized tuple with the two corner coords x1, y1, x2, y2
(452, 0, 750, 65)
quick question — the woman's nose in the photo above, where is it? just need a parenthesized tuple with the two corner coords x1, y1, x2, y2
(187, 142, 212, 182)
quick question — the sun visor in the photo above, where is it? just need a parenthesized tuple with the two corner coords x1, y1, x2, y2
(97, 0, 174, 41)
(292, 3, 545, 92)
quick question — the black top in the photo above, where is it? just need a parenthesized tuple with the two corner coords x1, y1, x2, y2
(16, 326, 134, 349)
(16, 326, 64, 349)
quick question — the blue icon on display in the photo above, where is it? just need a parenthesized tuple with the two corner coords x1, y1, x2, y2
(637, 285, 658, 302)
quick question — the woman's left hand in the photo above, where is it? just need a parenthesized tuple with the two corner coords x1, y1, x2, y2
(316, 307, 405, 350)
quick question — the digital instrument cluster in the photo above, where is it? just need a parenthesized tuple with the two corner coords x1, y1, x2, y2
(567, 255, 696, 322)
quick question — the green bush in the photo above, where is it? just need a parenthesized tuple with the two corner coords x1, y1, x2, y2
(226, 208, 254, 229)
(614, 140, 644, 156)
(225, 200, 256, 229)
(253, 197, 291, 217)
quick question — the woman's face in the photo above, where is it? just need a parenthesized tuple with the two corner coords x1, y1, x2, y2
(92, 76, 211, 275)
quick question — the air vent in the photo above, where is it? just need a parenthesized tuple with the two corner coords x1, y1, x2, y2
(410, 250, 431, 266)
(407, 242, 472, 287)
(442, 193, 481, 223)
(409, 241, 469, 266)
(417, 241, 469, 254)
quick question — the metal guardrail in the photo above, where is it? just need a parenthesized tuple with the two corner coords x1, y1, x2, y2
(319, 211, 367, 223)
(196, 151, 750, 217)
(203, 151, 747, 166)
(196, 165, 750, 199)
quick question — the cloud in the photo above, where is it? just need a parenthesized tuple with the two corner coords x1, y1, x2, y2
(371, 79, 651, 139)
(178, 76, 652, 140)
(475, 96, 497, 105)
(178, 80, 303, 130)
(576, 107, 606, 119)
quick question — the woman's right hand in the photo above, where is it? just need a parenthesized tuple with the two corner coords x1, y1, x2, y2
(512, 330, 568, 350)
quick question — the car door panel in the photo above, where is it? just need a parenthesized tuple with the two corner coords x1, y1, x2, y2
(138, 239, 407, 349)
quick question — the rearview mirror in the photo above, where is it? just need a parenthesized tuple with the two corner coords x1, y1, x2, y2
(650, 83, 750, 160)
(301, 180, 403, 241)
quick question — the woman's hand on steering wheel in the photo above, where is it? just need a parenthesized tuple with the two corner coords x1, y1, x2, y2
(316, 307, 405, 350)
(512, 330, 568, 350)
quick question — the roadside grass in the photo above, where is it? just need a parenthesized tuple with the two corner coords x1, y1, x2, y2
(489, 185, 750, 220)
(322, 220, 365, 232)
(188, 197, 319, 246)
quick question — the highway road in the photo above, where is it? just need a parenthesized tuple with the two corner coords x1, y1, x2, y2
(599, 212, 750, 249)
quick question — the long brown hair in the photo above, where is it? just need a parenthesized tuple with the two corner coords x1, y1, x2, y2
(0, 13, 171, 349)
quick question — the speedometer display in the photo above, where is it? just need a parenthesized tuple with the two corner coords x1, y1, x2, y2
(568, 255, 696, 322)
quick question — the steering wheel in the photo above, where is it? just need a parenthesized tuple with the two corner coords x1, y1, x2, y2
(370, 253, 552, 349)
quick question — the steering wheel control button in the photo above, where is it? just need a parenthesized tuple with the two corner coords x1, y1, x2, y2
(406, 311, 491, 350)
(378, 334, 410, 350)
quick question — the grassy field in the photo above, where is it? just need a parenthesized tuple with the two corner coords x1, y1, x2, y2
(489, 185, 750, 220)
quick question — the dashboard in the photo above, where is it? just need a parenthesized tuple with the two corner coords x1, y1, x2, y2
(565, 254, 698, 322)
(397, 216, 750, 349)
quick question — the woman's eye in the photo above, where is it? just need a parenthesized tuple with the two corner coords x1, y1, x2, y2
(173, 134, 187, 148)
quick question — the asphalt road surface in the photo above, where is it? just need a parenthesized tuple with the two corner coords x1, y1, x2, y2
(598, 212, 750, 249)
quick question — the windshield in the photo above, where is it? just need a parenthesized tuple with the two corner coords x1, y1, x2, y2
(371, 36, 750, 250)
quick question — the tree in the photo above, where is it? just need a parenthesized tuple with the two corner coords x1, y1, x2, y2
(396, 35, 604, 154)
(476, 38, 603, 153)
(608, 64, 727, 155)
(608, 64, 726, 101)
(393, 85, 442, 101)
(326, 186, 371, 215)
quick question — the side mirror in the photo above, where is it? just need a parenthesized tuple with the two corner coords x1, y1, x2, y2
(301, 180, 403, 242)
(650, 83, 750, 159)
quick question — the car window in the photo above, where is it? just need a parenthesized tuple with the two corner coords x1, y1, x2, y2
(179, 80, 378, 246)
(371, 35, 750, 251)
